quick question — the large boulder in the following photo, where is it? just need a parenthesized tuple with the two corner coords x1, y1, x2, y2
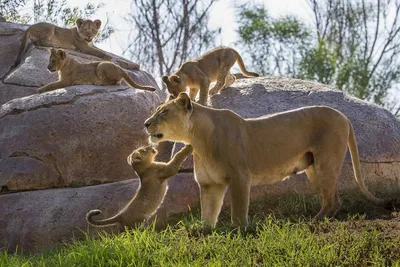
(0, 173, 199, 253)
(0, 22, 173, 191)
(173, 76, 400, 193)
(0, 86, 169, 191)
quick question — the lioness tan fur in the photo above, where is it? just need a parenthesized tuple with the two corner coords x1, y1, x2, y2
(162, 46, 259, 105)
(14, 19, 115, 67)
(86, 144, 193, 230)
(37, 48, 155, 93)
(144, 93, 390, 227)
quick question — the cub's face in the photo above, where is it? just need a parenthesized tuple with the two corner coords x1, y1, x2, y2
(162, 75, 187, 98)
(144, 93, 193, 143)
(127, 146, 158, 167)
(76, 19, 101, 42)
(47, 49, 68, 72)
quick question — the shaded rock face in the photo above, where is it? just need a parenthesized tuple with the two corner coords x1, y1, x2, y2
(0, 86, 165, 191)
(0, 173, 199, 253)
(172, 76, 400, 192)
(0, 22, 172, 191)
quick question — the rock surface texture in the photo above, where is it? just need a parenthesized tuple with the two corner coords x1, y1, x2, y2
(0, 22, 170, 192)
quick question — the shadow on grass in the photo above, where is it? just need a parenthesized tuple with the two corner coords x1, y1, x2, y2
(164, 189, 400, 237)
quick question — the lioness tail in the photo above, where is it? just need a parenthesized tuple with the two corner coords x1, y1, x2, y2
(234, 50, 259, 77)
(347, 120, 391, 208)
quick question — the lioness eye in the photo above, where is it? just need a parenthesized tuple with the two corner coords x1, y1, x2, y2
(161, 110, 168, 115)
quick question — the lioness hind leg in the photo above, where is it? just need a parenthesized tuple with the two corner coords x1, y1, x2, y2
(222, 72, 236, 90)
(199, 183, 227, 227)
(306, 164, 342, 220)
(97, 62, 121, 85)
(209, 67, 230, 96)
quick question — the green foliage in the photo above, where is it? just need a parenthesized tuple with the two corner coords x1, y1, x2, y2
(3, 0, 113, 43)
(236, 1, 400, 114)
(237, 6, 310, 77)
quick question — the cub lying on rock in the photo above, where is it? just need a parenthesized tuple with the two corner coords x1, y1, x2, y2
(86, 144, 193, 231)
(144, 93, 391, 228)
(37, 48, 155, 93)
(15, 19, 112, 66)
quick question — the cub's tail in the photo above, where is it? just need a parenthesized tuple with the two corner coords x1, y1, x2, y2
(234, 50, 259, 77)
(347, 120, 392, 209)
(86, 209, 121, 227)
(122, 71, 156, 92)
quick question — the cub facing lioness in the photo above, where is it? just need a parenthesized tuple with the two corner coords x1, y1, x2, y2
(144, 93, 390, 227)
(37, 49, 155, 93)
(86, 144, 193, 230)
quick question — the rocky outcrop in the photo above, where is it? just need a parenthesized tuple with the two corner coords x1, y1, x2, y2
(0, 86, 166, 191)
(0, 22, 172, 191)
(0, 173, 199, 253)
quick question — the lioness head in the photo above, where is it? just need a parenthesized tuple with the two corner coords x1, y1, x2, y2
(76, 18, 101, 42)
(127, 146, 158, 167)
(144, 93, 193, 143)
(162, 75, 186, 97)
(47, 48, 68, 72)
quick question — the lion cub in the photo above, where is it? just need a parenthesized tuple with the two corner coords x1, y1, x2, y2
(162, 46, 259, 105)
(37, 48, 156, 93)
(86, 144, 193, 230)
(14, 19, 114, 67)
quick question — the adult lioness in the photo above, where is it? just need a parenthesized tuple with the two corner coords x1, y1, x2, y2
(162, 46, 259, 105)
(37, 49, 155, 93)
(87, 144, 193, 230)
(144, 93, 390, 227)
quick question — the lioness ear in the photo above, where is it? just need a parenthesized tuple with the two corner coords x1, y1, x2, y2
(127, 154, 142, 165)
(176, 92, 192, 112)
(56, 49, 66, 60)
(94, 19, 101, 29)
(166, 94, 176, 102)
(162, 75, 169, 85)
(170, 75, 180, 84)
(76, 18, 84, 28)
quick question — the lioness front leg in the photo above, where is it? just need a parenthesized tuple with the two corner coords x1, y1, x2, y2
(199, 183, 227, 227)
(198, 79, 211, 105)
(37, 81, 69, 93)
(78, 45, 112, 60)
(229, 175, 251, 228)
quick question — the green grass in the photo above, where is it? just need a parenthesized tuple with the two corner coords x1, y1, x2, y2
(2, 191, 400, 266)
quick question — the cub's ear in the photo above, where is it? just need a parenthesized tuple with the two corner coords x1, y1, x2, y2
(56, 49, 66, 60)
(76, 18, 84, 28)
(49, 48, 56, 54)
(162, 75, 169, 85)
(94, 19, 102, 29)
(166, 94, 176, 102)
(170, 75, 180, 84)
(127, 153, 141, 165)
(176, 92, 192, 112)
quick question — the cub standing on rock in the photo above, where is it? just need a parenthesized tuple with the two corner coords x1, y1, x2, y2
(144, 93, 391, 228)
(86, 144, 193, 231)
(162, 46, 259, 105)
(14, 19, 115, 67)
(37, 48, 156, 93)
